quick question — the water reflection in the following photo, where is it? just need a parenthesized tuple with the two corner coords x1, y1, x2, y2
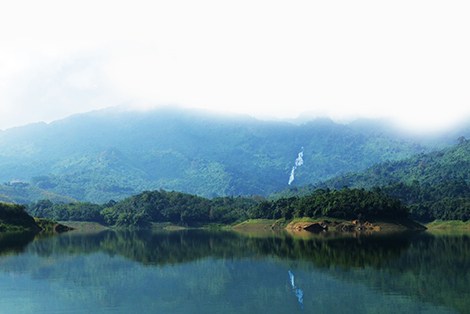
(0, 231, 36, 256)
(0, 229, 467, 314)
(288, 270, 304, 309)
(18, 229, 414, 268)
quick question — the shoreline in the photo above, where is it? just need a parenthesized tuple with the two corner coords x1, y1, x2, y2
(425, 220, 470, 231)
(232, 217, 427, 233)
(56, 218, 470, 234)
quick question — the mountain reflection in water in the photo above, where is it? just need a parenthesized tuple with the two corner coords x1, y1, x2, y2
(0, 229, 467, 314)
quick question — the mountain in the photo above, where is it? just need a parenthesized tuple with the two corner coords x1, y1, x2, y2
(322, 139, 470, 190)
(0, 182, 76, 204)
(0, 105, 467, 203)
(298, 139, 470, 221)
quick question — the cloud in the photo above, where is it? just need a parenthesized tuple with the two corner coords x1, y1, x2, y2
(0, 52, 123, 129)
(0, 0, 469, 132)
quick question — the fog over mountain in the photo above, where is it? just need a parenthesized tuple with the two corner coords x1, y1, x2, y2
(2, 1, 469, 133)
(1, 106, 468, 203)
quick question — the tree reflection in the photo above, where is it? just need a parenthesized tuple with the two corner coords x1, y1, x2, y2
(21, 229, 413, 269)
(0, 230, 469, 313)
(0, 231, 36, 256)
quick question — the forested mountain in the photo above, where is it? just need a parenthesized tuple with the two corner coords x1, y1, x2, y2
(0, 182, 75, 204)
(0, 202, 41, 232)
(322, 139, 470, 189)
(281, 139, 470, 221)
(27, 187, 409, 228)
(0, 106, 466, 203)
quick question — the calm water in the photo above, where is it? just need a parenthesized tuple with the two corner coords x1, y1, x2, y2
(0, 229, 468, 314)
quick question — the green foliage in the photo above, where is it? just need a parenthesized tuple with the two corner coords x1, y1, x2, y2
(0, 182, 75, 204)
(28, 200, 107, 223)
(325, 141, 470, 190)
(0, 202, 41, 231)
(267, 184, 318, 200)
(311, 141, 470, 222)
(27, 186, 410, 228)
(101, 190, 255, 227)
(0, 107, 443, 203)
(27, 190, 257, 228)
(249, 188, 409, 220)
(5, 106, 470, 223)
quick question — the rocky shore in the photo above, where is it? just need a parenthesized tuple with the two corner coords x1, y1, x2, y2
(286, 217, 426, 233)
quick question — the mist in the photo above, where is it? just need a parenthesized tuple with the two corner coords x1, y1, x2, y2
(1, 1, 469, 133)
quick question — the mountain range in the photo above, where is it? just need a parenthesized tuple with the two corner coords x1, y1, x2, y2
(1, 105, 469, 204)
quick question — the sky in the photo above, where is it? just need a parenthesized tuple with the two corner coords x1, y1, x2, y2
(1, 0, 469, 132)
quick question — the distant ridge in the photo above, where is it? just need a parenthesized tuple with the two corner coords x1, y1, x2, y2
(270, 139, 470, 222)
(0, 182, 76, 204)
(0, 105, 468, 203)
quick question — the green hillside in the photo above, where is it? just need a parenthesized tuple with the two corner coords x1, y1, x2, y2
(1, 106, 454, 203)
(0, 202, 41, 232)
(324, 138, 470, 188)
(313, 139, 470, 221)
(28, 187, 414, 228)
(248, 187, 409, 221)
(0, 182, 76, 204)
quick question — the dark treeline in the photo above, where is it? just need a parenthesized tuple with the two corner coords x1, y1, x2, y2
(248, 188, 409, 220)
(28, 199, 108, 224)
(378, 180, 470, 222)
(28, 190, 258, 227)
(274, 181, 470, 222)
(27, 188, 409, 227)
(0, 202, 41, 232)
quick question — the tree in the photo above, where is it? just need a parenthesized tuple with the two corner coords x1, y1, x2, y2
(457, 136, 468, 145)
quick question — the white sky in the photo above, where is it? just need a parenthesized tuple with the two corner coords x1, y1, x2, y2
(1, 0, 469, 132)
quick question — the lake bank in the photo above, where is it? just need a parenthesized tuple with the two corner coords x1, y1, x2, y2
(0, 202, 73, 233)
(232, 217, 427, 233)
(58, 217, 428, 234)
(424, 220, 470, 234)
(57, 221, 108, 232)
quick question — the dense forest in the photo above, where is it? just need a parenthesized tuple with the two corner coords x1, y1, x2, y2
(248, 188, 409, 221)
(27, 187, 410, 227)
(322, 140, 470, 221)
(0, 202, 41, 232)
(271, 140, 470, 222)
(1, 106, 464, 203)
(2, 106, 470, 224)
(27, 191, 257, 227)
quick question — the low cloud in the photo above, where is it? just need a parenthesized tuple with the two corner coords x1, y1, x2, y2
(1, 1, 470, 131)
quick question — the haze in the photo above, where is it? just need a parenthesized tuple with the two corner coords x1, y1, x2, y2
(1, 0, 469, 132)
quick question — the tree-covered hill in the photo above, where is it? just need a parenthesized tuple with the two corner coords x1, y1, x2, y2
(28, 187, 412, 228)
(248, 188, 409, 221)
(323, 138, 470, 189)
(0, 182, 76, 204)
(303, 140, 470, 221)
(28, 190, 258, 228)
(0, 202, 41, 232)
(0, 106, 465, 203)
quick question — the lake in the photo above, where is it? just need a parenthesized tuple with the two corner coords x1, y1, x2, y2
(0, 228, 468, 314)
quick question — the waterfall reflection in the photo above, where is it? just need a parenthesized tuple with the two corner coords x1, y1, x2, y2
(288, 270, 304, 309)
